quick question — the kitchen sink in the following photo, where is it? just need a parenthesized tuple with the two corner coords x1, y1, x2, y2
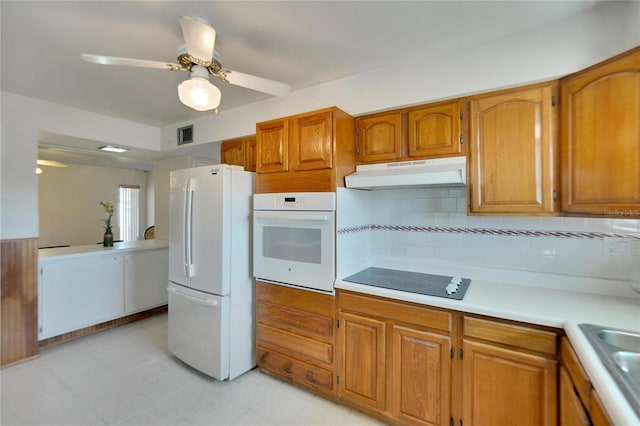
(580, 324, 640, 417)
(613, 352, 640, 386)
(598, 329, 640, 352)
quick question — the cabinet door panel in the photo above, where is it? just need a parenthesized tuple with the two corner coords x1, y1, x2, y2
(124, 249, 169, 314)
(257, 120, 288, 173)
(408, 102, 461, 158)
(561, 48, 640, 215)
(559, 367, 590, 426)
(40, 256, 125, 339)
(469, 84, 557, 214)
(244, 136, 257, 172)
(290, 111, 333, 171)
(463, 339, 557, 426)
(220, 140, 245, 167)
(391, 325, 451, 426)
(357, 113, 403, 163)
(339, 312, 386, 411)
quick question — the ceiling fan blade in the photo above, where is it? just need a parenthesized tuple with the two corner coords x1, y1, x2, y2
(81, 54, 181, 71)
(222, 70, 291, 97)
(179, 16, 216, 63)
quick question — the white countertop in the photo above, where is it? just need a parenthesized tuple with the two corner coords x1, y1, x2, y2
(336, 265, 640, 426)
(39, 239, 169, 261)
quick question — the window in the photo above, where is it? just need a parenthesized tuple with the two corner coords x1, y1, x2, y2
(119, 185, 140, 242)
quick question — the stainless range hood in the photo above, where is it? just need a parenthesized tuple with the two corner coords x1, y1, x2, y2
(345, 156, 466, 190)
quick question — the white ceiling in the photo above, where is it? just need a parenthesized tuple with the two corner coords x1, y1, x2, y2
(1, 1, 600, 168)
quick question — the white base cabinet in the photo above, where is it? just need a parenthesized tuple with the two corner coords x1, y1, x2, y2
(39, 248, 168, 340)
(124, 250, 169, 314)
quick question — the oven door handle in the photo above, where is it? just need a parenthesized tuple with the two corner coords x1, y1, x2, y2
(254, 211, 330, 221)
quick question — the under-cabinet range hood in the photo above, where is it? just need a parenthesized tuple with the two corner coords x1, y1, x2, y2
(345, 156, 467, 190)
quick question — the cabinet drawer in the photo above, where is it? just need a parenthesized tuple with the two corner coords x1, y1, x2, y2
(256, 281, 334, 317)
(464, 316, 557, 355)
(257, 301, 333, 340)
(559, 337, 591, 407)
(338, 291, 450, 333)
(257, 345, 334, 396)
(258, 323, 333, 365)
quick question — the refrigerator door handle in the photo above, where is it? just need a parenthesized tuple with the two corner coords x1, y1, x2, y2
(184, 178, 195, 277)
(167, 286, 218, 307)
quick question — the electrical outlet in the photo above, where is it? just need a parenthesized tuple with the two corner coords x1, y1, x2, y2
(603, 237, 640, 257)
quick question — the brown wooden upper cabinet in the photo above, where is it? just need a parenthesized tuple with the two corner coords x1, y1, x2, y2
(468, 82, 559, 215)
(560, 46, 640, 217)
(356, 99, 464, 164)
(356, 112, 404, 163)
(220, 135, 256, 172)
(255, 106, 355, 193)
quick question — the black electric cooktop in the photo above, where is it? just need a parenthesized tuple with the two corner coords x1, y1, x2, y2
(343, 267, 471, 300)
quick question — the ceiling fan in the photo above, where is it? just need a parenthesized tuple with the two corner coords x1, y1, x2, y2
(82, 16, 291, 112)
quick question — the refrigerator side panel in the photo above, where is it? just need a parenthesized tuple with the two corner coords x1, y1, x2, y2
(189, 165, 226, 295)
(228, 169, 256, 379)
(168, 168, 190, 287)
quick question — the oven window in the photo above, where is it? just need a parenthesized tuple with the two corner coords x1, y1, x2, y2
(263, 226, 322, 264)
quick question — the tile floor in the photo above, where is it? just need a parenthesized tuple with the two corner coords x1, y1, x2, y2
(1, 314, 384, 426)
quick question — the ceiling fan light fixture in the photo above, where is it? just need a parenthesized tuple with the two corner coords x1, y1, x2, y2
(178, 68, 221, 111)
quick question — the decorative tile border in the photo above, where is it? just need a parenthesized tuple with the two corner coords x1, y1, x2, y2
(337, 224, 640, 240)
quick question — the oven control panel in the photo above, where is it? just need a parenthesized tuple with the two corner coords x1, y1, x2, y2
(254, 192, 336, 211)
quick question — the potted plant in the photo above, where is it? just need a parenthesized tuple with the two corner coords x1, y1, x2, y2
(99, 201, 114, 247)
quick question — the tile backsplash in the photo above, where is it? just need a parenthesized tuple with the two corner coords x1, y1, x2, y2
(336, 187, 640, 297)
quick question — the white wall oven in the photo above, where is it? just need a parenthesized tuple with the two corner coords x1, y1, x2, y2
(253, 192, 336, 293)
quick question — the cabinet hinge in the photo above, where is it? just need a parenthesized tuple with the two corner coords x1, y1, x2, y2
(336, 375, 340, 385)
(336, 319, 339, 328)
(459, 134, 464, 145)
(553, 190, 558, 201)
(552, 95, 557, 107)
(459, 348, 464, 360)
(450, 417, 454, 426)
(450, 347, 455, 359)
(459, 420, 463, 426)
(459, 111, 464, 120)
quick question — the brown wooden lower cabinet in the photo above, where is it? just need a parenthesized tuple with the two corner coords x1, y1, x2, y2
(258, 287, 621, 426)
(560, 366, 590, 426)
(559, 337, 613, 426)
(338, 290, 453, 426)
(255, 281, 336, 398)
(462, 339, 557, 426)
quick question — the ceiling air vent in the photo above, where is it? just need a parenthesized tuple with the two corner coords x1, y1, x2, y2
(177, 125, 194, 145)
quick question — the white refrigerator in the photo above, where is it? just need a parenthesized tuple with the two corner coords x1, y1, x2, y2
(167, 164, 255, 380)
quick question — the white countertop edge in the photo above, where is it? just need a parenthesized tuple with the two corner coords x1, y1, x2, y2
(334, 279, 640, 425)
(39, 239, 169, 260)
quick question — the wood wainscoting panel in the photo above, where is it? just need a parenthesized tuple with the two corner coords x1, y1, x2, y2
(1, 238, 39, 367)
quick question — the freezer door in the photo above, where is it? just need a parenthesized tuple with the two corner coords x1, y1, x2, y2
(167, 283, 230, 379)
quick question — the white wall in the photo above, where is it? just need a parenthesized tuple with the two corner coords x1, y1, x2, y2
(0, 92, 160, 239)
(38, 164, 148, 247)
(160, 1, 640, 150)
